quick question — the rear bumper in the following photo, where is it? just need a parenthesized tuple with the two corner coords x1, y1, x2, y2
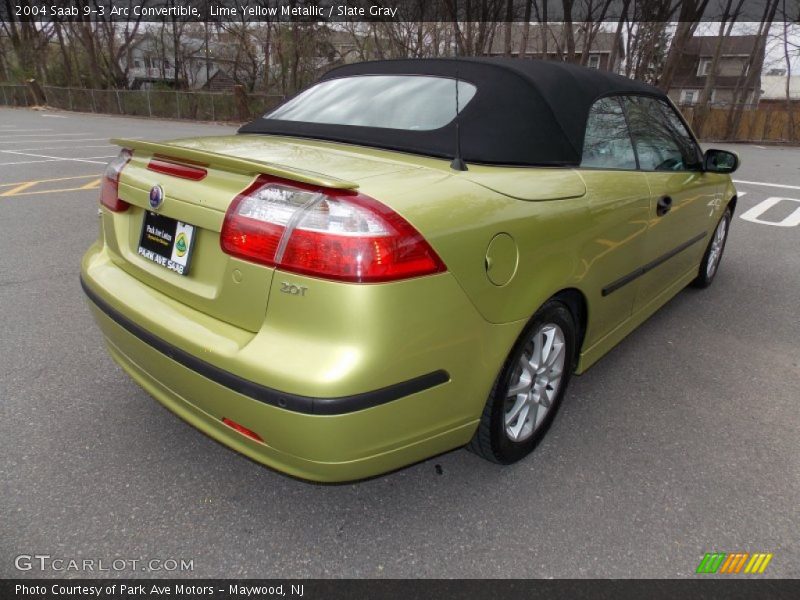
(82, 277, 448, 416)
(81, 244, 522, 481)
(96, 316, 475, 482)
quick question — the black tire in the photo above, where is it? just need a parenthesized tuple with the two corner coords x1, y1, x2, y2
(468, 299, 577, 464)
(692, 207, 732, 289)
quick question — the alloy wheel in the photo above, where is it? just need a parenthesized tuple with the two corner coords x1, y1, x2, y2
(706, 213, 729, 279)
(504, 323, 566, 442)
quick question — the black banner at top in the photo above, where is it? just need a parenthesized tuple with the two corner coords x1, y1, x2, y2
(1, 0, 799, 23)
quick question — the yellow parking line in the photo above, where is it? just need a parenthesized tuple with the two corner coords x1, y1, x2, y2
(0, 181, 38, 196)
(4, 185, 101, 197)
(0, 174, 100, 188)
(0, 174, 102, 197)
(79, 178, 102, 189)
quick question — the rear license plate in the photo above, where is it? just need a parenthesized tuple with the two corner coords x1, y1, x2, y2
(138, 211, 196, 276)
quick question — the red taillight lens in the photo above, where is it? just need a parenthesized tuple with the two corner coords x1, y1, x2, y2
(222, 417, 264, 443)
(147, 157, 207, 181)
(100, 148, 132, 212)
(220, 175, 446, 283)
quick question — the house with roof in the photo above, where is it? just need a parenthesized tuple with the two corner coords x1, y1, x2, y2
(666, 34, 764, 107)
(122, 32, 242, 90)
(485, 24, 625, 73)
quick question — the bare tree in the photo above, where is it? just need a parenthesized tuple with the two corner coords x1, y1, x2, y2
(518, 0, 535, 58)
(75, 20, 104, 88)
(659, 0, 711, 90)
(577, 0, 616, 66)
(446, 0, 505, 56)
(169, 13, 187, 88)
(268, 22, 326, 95)
(726, 0, 780, 137)
(0, 2, 53, 80)
(52, 20, 75, 86)
(96, 16, 143, 88)
(694, 0, 745, 137)
(608, 0, 631, 72)
(782, 18, 796, 140)
(561, 0, 576, 62)
(0, 34, 8, 81)
(779, 1, 799, 140)
(218, 21, 263, 90)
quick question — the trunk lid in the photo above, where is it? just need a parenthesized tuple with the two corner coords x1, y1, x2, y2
(105, 135, 419, 332)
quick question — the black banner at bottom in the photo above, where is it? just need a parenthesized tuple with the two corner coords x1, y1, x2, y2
(3, 579, 800, 600)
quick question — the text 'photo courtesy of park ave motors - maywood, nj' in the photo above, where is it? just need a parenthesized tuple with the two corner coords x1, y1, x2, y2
(14, 583, 304, 597)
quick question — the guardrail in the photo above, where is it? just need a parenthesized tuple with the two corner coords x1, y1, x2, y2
(0, 80, 284, 123)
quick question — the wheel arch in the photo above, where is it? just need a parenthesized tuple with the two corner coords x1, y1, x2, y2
(727, 194, 738, 215)
(551, 287, 589, 369)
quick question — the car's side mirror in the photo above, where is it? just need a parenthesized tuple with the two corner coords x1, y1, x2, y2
(704, 149, 739, 174)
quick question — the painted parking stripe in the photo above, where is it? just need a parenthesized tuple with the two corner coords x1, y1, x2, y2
(0, 175, 102, 188)
(0, 157, 112, 166)
(740, 197, 800, 227)
(733, 179, 800, 191)
(0, 158, 71, 166)
(0, 128, 53, 133)
(0, 136, 135, 147)
(12, 144, 112, 152)
(2, 179, 102, 196)
(1, 181, 38, 196)
(0, 150, 113, 164)
(0, 174, 102, 197)
(0, 133, 91, 142)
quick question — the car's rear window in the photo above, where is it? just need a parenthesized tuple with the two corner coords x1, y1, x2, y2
(265, 75, 477, 131)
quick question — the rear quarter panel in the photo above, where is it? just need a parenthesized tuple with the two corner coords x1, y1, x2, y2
(355, 165, 651, 357)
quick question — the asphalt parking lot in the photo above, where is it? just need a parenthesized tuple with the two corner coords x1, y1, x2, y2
(1, 106, 798, 579)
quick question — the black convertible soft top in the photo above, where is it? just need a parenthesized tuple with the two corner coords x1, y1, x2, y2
(239, 57, 665, 167)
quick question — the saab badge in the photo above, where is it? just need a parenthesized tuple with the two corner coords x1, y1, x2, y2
(149, 184, 164, 210)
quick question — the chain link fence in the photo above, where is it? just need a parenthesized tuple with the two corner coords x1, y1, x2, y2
(0, 84, 36, 107)
(0, 82, 284, 123)
(2, 81, 799, 143)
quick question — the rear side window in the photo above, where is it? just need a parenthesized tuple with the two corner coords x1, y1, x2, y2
(581, 96, 637, 170)
(265, 75, 477, 131)
(622, 96, 702, 171)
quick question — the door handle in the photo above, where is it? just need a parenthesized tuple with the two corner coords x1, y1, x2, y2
(656, 195, 673, 216)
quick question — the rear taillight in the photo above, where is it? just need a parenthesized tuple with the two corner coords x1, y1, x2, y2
(100, 148, 132, 212)
(220, 175, 446, 283)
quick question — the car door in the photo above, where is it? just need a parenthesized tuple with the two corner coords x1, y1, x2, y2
(621, 95, 720, 312)
(577, 96, 652, 347)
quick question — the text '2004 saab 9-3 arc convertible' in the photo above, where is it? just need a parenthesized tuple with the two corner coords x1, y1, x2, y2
(81, 58, 739, 482)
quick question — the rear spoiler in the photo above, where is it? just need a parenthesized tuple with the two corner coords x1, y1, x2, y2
(110, 138, 359, 190)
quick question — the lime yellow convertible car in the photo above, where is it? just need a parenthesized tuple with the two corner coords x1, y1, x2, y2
(81, 58, 738, 481)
